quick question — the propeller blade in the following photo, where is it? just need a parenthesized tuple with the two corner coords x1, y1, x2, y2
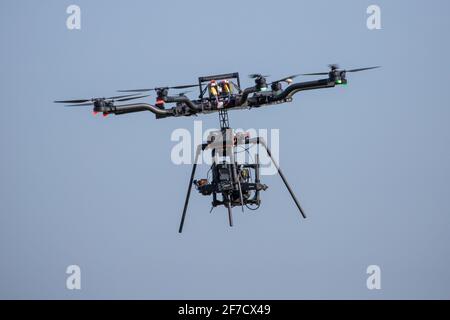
(170, 84, 199, 90)
(347, 66, 381, 73)
(249, 74, 270, 79)
(106, 93, 141, 100)
(302, 65, 380, 76)
(115, 94, 150, 102)
(270, 74, 301, 84)
(301, 72, 329, 76)
(66, 102, 94, 107)
(117, 88, 155, 93)
(54, 99, 91, 104)
(328, 64, 340, 70)
(118, 84, 199, 93)
(56, 93, 139, 105)
(302, 64, 339, 76)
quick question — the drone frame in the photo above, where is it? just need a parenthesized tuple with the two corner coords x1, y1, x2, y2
(55, 65, 379, 232)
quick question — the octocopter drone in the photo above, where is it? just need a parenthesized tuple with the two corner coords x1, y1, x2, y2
(55, 64, 379, 232)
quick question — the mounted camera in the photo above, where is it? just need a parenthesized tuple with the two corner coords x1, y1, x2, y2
(194, 154, 268, 209)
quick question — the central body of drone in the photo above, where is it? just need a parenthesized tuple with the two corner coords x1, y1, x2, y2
(55, 65, 379, 232)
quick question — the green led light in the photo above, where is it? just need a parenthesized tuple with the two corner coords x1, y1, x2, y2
(336, 79, 342, 84)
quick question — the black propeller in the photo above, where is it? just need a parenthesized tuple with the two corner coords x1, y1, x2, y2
(302, 65, 380, 76)
(54, 94, 150, 107)
(269, 74, 301, 85)
(117, 84, 200, 93)
(329, 64, 339, 71)
(346, 66, 381, 73)
(250, 73, 301, 87)
(114, 94, 150, 102)
(249, 73, 270, 79)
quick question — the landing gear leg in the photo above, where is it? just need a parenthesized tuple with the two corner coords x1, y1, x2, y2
(251, 137, 307, 219)
(178, 143, 208, 233)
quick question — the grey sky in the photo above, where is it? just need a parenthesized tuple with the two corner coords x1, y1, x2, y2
(1, 0, 449, 299)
